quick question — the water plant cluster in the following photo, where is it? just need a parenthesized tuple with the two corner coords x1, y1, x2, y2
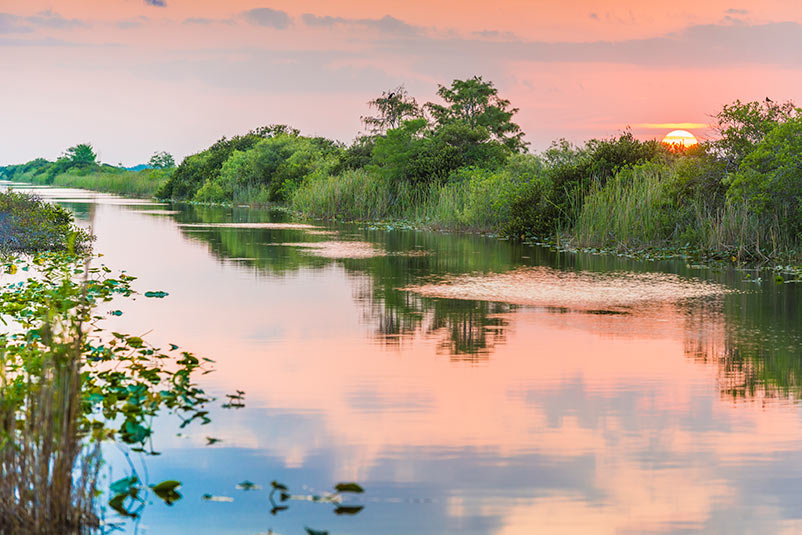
(0, 194, 214, 533)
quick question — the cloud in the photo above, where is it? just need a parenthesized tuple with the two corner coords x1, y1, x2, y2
(302, 13, 421, 36)
(0, 11, 85, 34)
(184, 17, 214, 25)
(373, 20, 802, 70)
(26, 10, 86, 29)
(301, 14, 344, 27)
(635, 122, 711, 130)
(589, 12, 600, 21)
(725, 8, 749, 15)
(242, 8, 292, 29)
(117, 17, 149, 30)
(144, 0, 167, 7)
(473, 30, 518, 41)
(0, 13, 31, 34)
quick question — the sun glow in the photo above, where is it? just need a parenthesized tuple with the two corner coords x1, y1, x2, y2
(661, 129, 698, 148)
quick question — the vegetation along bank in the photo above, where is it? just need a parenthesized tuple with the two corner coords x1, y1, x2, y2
(3, 77, 801, 267)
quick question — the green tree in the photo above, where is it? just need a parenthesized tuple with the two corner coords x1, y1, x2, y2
(361, 85, 422, 135)
(64, 144, 97, 167)
(713, 98, 798, 170)
(727, 115, 802, 236)
(148, 151, 176, 169)
(426, 76, 527, 152)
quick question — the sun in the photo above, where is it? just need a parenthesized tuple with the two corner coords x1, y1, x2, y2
(661, 129, 698, 148)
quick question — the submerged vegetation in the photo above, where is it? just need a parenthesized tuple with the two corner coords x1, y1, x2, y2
(3, 79, 802, 266)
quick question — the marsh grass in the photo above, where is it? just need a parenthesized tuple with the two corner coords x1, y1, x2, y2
(11, 168, 168, 199)
(572, 163, 801, 262)
(46, 169, 168, 199)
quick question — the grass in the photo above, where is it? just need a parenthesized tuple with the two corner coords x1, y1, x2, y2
(291, 168, 515, 233)
(10, 168, 169, 199)
(571, 162, 801, 263)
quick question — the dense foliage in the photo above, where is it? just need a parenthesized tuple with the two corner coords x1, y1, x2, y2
(4, 78, 801, 263)
(0, 145, 174, 198)
(0, 192, 91, 253)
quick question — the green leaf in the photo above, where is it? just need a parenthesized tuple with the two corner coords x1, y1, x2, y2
(305, 528, 328, 535)
(334, 505, 364, 515)
(151, 480, 182, 505)
(270, 480, 288, 491)
(334, 482, 364, 493)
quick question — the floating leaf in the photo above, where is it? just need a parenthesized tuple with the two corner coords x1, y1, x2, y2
(235, 480, 261, 491)
(270, 505, 289, 515)
(334, 482, 364, 493)
(144, 291, 169, 298)
(151, 480, 182, 505)
(206, 437, 222, 445)
(270, 481, 288, 491)
(334, 505, 364, 516)
(202, 494, 234, 503)
(305, 528, 328, 535)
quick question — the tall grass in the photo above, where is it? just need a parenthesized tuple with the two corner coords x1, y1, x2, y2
(291, 168, 525, 232)
(574, 162, 676, 249)
(24, 169, 168, 199)
(573, 162, 801, 261)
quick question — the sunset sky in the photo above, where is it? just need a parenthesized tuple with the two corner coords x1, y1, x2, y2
(1, 1, 801, 165)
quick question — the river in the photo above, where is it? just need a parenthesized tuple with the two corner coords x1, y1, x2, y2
(7, 183, 802, 534)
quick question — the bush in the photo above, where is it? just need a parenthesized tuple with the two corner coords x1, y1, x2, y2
(0, 192, 91, 252)
(726, 116, 802, 238)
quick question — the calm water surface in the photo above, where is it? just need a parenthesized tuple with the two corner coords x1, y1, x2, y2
(8, 183, 802, 534)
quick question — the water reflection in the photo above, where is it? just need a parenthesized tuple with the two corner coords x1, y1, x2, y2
(4, 183, 802, 534)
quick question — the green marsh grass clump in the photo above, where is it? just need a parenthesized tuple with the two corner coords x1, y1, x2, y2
(45, 168, 170, 199)
(0, 192, 91, 254)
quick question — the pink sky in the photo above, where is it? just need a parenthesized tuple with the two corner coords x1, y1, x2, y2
(1, 1, 801, 165)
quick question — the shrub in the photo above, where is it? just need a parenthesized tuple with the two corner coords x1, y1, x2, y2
(726, 116, 802, 238)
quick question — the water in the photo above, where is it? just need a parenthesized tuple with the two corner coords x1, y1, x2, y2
(6, 183, 802, 534)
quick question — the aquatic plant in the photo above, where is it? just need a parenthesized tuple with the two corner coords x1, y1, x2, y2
(0, 253, 212, 533)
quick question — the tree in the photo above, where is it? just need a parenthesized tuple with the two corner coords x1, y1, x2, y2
(713, 98, 799, 171)
(64, 144, 97, 167)
(727, 115, 802, 236)
(361, 85, 422, 135)
(426, 76, 527, 152)
(148, 151, 176, 169)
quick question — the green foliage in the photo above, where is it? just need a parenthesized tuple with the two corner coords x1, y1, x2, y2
(727, 115, 802, 237)
(330, 136, 376, 175)
(148, 151, 176, 170)
(361, 85, 422, 135)
(159, 133, 262, 199)
(0, 191, 91, 253)
(0, 253, 212, 531)
(194, 134, 340, 204)
(713, 98, 798, 170)
(65, 144, 97, 167)
(426, 76, 527, 152)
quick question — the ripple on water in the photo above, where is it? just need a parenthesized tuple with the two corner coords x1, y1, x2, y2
(405, 267, 732, 310)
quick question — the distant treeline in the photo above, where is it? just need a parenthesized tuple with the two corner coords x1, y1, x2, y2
(3, 76, 801, 262)
(0, 146, 174, 198)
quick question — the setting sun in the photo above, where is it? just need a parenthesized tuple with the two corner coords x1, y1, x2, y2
(661, 129, 698, 148)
